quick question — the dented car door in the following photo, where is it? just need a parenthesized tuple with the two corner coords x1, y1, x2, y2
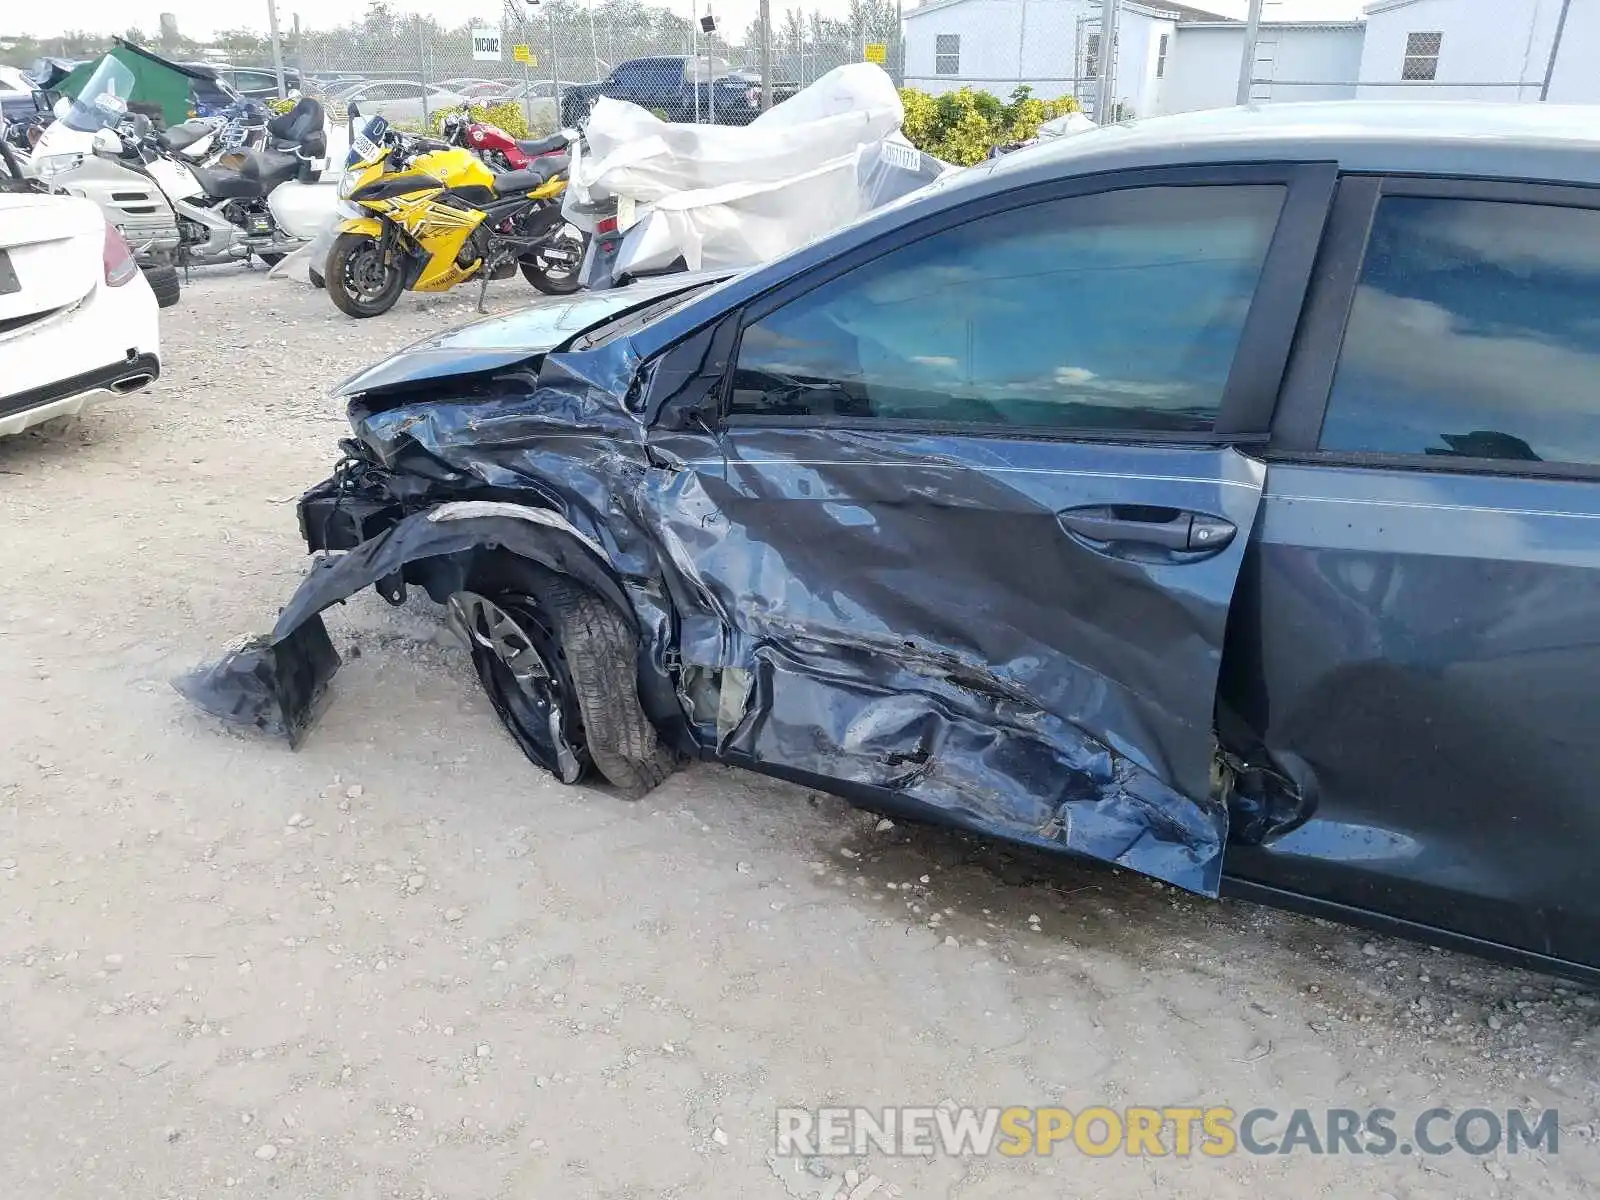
(640, 165, 1336, 894)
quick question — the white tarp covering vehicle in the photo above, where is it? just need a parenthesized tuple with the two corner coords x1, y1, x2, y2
(564, 63, 951, 283)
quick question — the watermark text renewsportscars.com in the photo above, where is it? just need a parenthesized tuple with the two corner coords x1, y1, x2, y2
(776, 1106, 1560, 1158)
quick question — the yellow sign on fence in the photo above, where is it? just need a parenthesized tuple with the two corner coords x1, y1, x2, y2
(864, 42, 887, 64)
(513, 44, 536, 65)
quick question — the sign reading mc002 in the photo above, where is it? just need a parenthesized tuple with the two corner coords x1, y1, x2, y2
(471, 25, 503, 61)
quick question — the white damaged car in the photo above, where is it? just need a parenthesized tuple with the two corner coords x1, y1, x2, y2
(0, 135, 159, 438)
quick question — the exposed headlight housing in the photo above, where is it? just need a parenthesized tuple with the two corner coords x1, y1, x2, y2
(31, 152, 84, 181)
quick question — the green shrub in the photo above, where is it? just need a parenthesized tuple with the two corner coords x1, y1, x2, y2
(898, 85, 1082, 166)
(428, 101, 555, 140)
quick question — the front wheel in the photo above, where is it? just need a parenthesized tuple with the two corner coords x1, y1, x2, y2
(327, 231, 404, 318)
(450, 555, 676, 798)
(519, 227, 586, 295)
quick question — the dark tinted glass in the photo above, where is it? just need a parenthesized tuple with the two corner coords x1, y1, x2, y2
(1320, 197, 1600, 466)
(729, 185, 1284, 433)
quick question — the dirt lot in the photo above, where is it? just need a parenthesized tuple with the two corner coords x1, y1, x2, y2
(1, 267, 1597, 1199)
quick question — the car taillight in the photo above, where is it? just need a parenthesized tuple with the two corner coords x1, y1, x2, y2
(596, 216, 620, 235)
(103, 222, 138, 287)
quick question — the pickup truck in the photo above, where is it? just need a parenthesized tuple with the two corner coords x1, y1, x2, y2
(560, 56, 796, 127)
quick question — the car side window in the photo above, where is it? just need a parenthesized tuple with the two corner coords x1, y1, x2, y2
(728, 184, 1285, 433)
(1319, 196, 1600, 466)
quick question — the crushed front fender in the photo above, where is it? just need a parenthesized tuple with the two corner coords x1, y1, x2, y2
(176, 503, 635, 752)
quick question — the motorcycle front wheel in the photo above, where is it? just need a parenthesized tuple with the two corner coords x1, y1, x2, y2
(520, 227, 587, 296)
(327, 231, 404, 318)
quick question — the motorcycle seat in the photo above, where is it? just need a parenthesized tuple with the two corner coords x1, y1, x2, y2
(516, 133, 569, 157)
(265, 96, 326, 146)
(240, 148, 304, 190)
(493, 156, 570, 195)
(159, 120, 214, 152)
(189, 165, 263, 200)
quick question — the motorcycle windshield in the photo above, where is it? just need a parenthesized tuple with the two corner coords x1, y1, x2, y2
(63, 56, 135, 133)
(348, 114, 389, 167)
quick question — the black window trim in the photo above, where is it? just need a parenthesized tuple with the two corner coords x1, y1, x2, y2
(716, 160, 1337, 445)
(1269, 172, 1600, 482)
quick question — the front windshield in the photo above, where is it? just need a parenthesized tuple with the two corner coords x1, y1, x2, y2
(64, 56, 135, 133)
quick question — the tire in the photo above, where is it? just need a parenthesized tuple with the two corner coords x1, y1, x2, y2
(326, 231, 404, 318)
(519, 228, 586, 296)
(456, 555, 676, 798)
(141, 264, 181, 309)
(256, 252, 286, 266)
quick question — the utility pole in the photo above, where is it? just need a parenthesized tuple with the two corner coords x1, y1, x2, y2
(1540, 0, 1573, 101)
(759, 0, 772, 110)
(1094, 0, 1118, 124)
(586, 0, 601, 79)
(1235, 0, 1264, 105)
(266, 0, 287, 98)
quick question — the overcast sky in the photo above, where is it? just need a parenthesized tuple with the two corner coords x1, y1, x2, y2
(19, 0, 1367, 43)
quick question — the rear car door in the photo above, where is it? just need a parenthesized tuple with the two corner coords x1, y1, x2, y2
(1223, 176, 1600, 973)
(640, 164, 1335, 894)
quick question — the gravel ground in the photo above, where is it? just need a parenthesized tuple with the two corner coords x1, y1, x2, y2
(1, 266, 1597, 1199)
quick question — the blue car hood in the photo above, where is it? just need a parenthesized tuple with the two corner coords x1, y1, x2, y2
(331, 272, 728, 398)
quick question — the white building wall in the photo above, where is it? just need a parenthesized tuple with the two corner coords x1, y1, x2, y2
(1357, 0, 1558, 102)
(903, 0, 1176, 114)
(904, 0, 1102, 101)
(1112, 11, 1178, 119)
(1155, 25, 1364, 114)
(902, 0, 1600, 118)
(1154, 26, 1241, 113)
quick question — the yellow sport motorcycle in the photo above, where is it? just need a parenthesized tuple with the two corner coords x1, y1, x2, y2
(328, 112, 586, 318)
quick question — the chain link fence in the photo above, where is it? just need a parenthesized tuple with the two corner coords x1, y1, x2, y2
(280, 0, 903, 135)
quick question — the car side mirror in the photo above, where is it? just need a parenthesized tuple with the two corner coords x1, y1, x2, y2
(53, 96, 71, 119)
(91, 127, 122, 157)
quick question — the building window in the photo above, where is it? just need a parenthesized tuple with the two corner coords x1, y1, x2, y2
(1402, 31, 1442, 81)
(1156, 33, 1169, 78)
(935, 33, 959, 75)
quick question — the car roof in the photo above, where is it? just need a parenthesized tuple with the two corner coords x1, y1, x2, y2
(969, 101, 1600, 191)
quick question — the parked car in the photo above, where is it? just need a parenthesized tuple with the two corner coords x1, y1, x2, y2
(0, 65, 49, 134)
(0, 139, 160, 437)
(222, 65, 305, 101)
(436, 78, 513, 101)
(333, 81, 467, 124)
(184, 66, 246, 116)
(186, 102, 1600, 984)
(184, 63, 304, 101)
(492, 79, 576, 128)
(560, 55, 793, 126)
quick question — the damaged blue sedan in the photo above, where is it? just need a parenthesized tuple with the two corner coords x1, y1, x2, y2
(185, 102, 1600, 983)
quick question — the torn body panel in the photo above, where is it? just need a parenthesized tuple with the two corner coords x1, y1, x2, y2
(182, 333, 1263, 896)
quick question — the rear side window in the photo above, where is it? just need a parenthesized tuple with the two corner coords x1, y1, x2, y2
(1319, 197, 1600, 466)
(729, 184, 1285, 433)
